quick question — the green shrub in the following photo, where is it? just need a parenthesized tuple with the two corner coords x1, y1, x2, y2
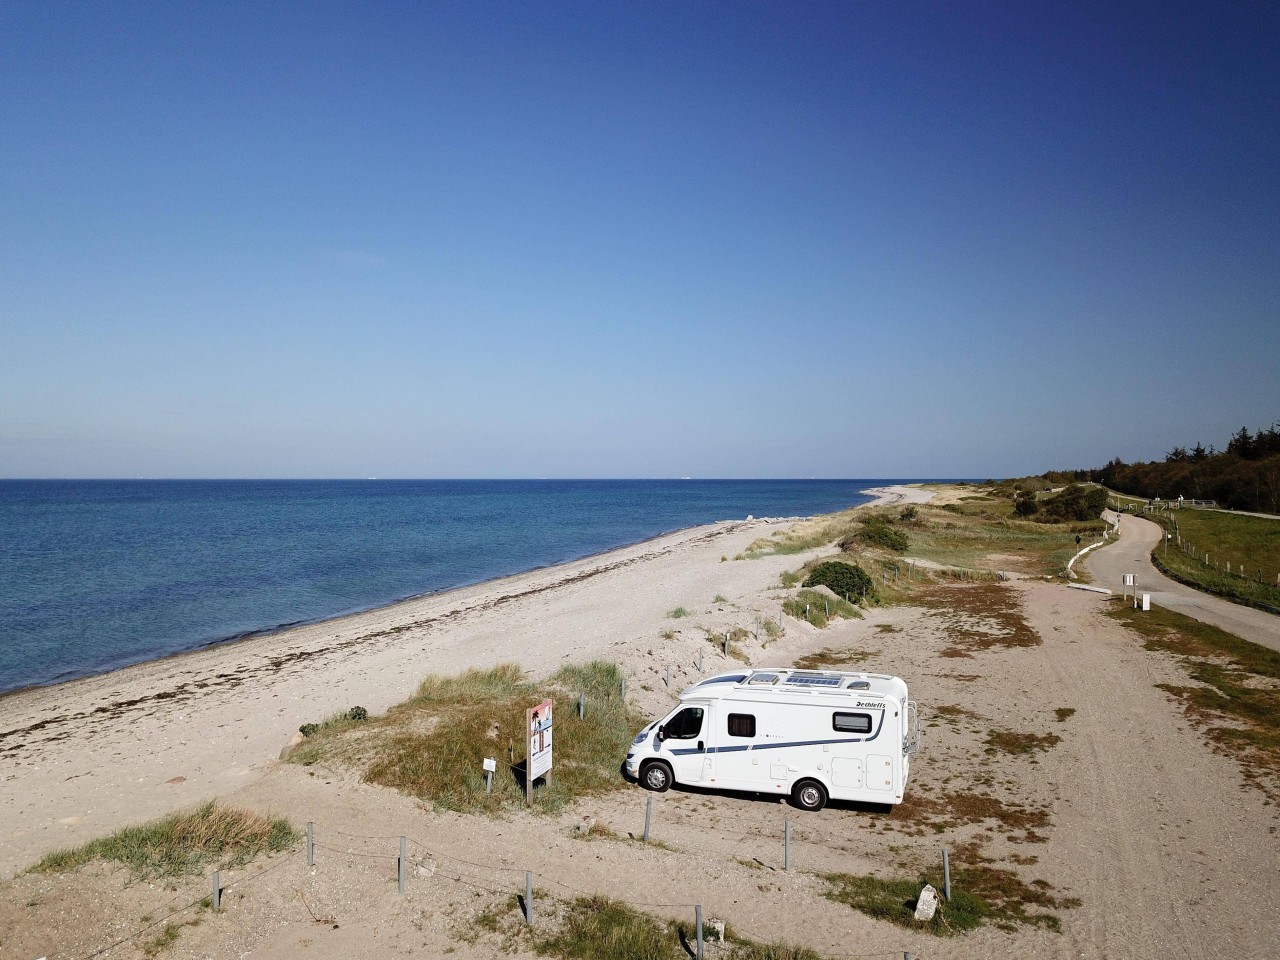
(859, 516, 909, 552)
(1036, 484, 1108, 523)
(1014, 497, 1040, 517)
(803, 561, 875, 600)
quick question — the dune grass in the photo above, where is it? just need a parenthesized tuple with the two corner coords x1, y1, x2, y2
(742, 491, 1101, 592)
(30, 802, 297, 879)
(477, 894, 831, 959)
(782, 589, 860, 628)
(824, 860, 1076, 935)
(289, 662, 643, 815)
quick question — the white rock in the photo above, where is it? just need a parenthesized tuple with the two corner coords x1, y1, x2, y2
(914, 883, 939, 922)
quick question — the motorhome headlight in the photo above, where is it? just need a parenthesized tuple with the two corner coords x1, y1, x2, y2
(632, 729, 649, 745)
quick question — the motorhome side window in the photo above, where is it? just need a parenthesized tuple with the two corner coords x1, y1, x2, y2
(727, 713, 756, 738)
(832, 712, 873, 734)
(664, 707, 704, 739)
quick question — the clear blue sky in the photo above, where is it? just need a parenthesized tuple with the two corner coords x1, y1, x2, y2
(3, 1, 1276, 479)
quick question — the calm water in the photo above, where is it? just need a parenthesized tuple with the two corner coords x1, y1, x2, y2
(0, 479, 901, 694)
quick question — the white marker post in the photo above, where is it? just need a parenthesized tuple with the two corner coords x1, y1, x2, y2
(483, 756, 496, 793)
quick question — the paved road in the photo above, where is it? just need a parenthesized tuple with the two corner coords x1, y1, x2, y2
(1083, 510, 1280, 653)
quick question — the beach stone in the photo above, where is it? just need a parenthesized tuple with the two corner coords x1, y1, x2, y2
(414, 858, 436, 878)
(914, 883, 939, 922)
(280, 731, 305, 759)
(165, 776, 187, 785)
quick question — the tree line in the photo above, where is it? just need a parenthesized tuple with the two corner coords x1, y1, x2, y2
(1090, 422, 1280, 515)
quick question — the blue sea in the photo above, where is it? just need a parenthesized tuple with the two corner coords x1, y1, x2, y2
(0, 479, 904, 694)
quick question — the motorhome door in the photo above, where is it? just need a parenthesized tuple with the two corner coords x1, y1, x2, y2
(662, 703, 713, 784)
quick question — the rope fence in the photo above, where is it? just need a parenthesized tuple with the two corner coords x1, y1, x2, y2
(62, 806, 930, 960)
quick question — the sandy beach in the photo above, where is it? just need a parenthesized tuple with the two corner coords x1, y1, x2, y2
(4, 482, 1278, 959)
(0, 485, 921, 876)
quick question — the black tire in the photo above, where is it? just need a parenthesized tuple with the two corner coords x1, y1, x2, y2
(641, 761, 673, 793)
(791, 778, 827, 811)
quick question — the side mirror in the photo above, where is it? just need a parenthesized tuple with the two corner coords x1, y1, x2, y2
(656, 725, 666, 742)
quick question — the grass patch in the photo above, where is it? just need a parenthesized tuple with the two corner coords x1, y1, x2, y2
(527, 896, 832, 960)
(897, 501, 1097, 577)
(761, 617, 783, 640)
(1106, 601, 1280, 802)
(783, 589, 861, 628)
(738, 489, 1094, 582)
(1054, 707, 1076, 722)
(288, 662, 645, 815)
(534, 896, 681, 959)
(1146, 509, 1280, 612)
(824, 860, 1074, 934)
(779, 570, 802, 588)
(984, 730, 1061, 755)
(30, 802, 296, 879)
(707, 628, 751, 663)
(793, 647, 878, 670)
(668, 607, 694, 619)
(918, 583, 1041, 657)
(882, 789, 1049, 842)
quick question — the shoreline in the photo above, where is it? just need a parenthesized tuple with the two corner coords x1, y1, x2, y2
(1, 485, 913, 701)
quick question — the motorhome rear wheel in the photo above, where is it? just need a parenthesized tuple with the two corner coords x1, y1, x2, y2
(792, 778, 828, 812)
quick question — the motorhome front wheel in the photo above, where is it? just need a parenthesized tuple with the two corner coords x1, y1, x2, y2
(641, 760, 673, 792)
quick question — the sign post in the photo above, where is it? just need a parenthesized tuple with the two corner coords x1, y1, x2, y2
(526, 698, 554, 804)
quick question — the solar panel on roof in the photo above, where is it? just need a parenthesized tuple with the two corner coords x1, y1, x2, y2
(787, 675, 841, 687)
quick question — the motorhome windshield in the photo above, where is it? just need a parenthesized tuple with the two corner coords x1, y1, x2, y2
(663, 707, 704, 739)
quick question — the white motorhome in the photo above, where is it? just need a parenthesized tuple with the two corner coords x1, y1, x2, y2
(624, 667, 918, 811)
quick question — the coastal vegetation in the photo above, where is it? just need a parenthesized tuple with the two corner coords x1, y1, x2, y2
(288, 662, 642, 814)
(463, 892, 832, 959)
(30, 802, 297, 879)
(848, 513, 910, 551)
(782, 589, 860, 628)
(802, 560, 875, 600)
(823, 860, 1076, 934)
(997, 419, 1280, 514)
(1094, 422, 1280, 514)
(743, 487, 1101, 591)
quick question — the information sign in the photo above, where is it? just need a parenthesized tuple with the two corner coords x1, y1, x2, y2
(526, 698, 554, 802)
